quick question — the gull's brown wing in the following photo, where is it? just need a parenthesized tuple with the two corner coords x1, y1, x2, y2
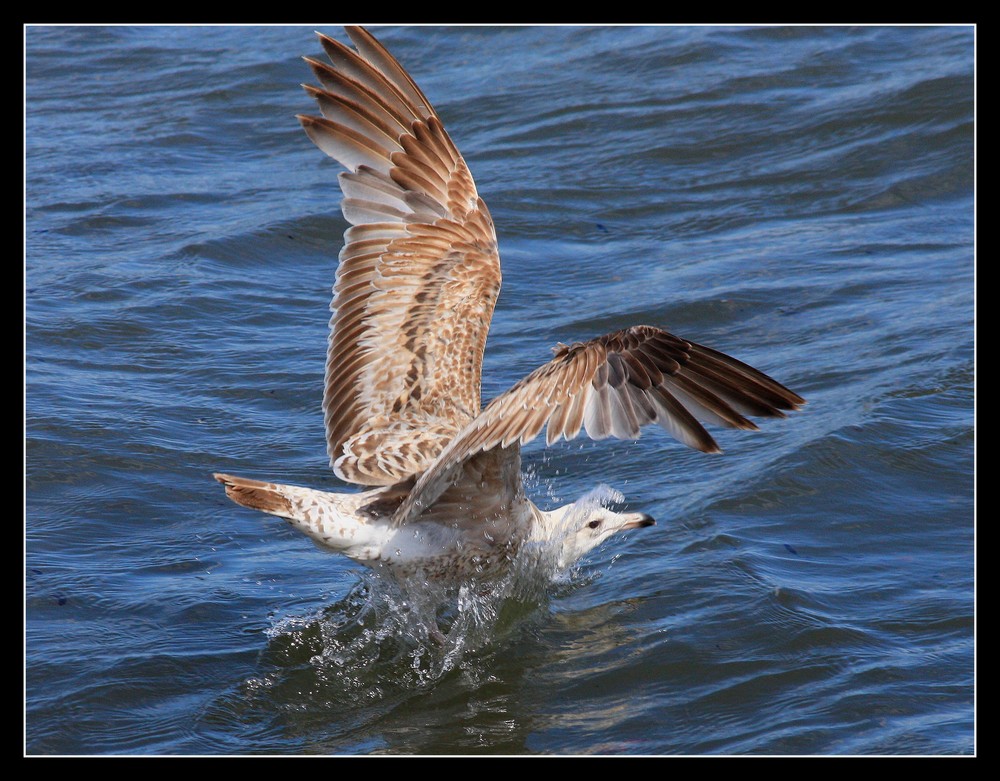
(299, 26, 501, 486)
(392, 325, 804, 525)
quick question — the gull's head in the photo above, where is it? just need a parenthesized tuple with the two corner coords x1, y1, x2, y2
(533, 502, 656, 570)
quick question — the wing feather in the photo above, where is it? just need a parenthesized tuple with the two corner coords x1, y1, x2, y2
(299, 27, 502, 486)
(316, 32, 426, 123)
(344, 26, 435, 118)
(391, 325, 804, 525)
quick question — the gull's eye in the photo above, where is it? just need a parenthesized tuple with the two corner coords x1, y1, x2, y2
(587, 520, 601, 529)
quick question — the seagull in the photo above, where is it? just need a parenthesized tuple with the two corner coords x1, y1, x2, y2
(214, 27, 804, 583)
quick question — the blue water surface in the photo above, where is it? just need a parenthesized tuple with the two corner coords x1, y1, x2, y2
(25, 25, 974, 755)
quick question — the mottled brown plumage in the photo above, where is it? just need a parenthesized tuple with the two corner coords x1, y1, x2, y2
(215, 27, 804, 581)
(391, 325, 803, 525)
(299, 27, 501, 486)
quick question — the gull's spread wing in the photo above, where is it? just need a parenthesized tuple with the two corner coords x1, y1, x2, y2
(392, 325, 805, 525)
(299, 27, 501, 486)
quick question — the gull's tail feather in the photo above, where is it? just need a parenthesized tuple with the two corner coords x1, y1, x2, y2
(214, 473, 294, 516)
(213, 473, 389, 558)
(213, 472, 335, 546)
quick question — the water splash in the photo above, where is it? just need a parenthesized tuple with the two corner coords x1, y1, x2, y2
(258, 483, 631, 695)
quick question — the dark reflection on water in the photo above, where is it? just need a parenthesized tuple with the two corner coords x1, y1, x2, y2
(26, 25, 973, 754)
(200, 573, 554, 754)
